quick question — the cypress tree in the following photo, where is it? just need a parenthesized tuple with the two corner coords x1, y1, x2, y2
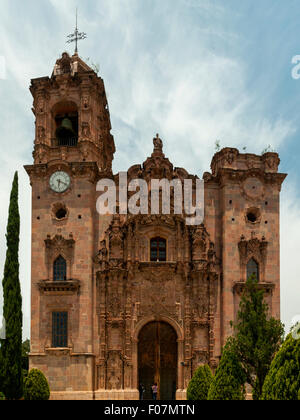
(231, 274, 284, 400)
(208, 338, 246, 400)
(261, 329, 300, 400)
(0, 346, 3, 393)
(187, 364, 213, 400)
(0, 172, 23, 399)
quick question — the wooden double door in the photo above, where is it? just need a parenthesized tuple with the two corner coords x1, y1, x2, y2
(138, 321, 177, 400)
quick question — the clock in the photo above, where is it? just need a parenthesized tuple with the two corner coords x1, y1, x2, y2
(49, 171, 71, 193)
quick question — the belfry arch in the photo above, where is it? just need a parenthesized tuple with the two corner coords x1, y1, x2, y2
(51, 100, 79, 147)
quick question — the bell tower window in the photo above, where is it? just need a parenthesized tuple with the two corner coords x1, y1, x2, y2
(247, 258, 259, 281)
(52, 101, 78, 147)
(150, 237, 167, 262)
(53, 255, 67, 282)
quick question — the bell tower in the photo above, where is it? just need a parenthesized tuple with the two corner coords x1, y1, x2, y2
(25, 52, 115, 399)
(31, 52, 115, 171)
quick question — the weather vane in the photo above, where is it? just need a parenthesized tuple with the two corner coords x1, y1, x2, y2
(66, 8, 87, 54)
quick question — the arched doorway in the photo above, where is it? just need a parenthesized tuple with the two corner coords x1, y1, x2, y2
(138, 321, 177, 400)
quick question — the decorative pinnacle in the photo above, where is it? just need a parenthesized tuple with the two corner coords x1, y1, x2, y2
(66, 8, 87, 54)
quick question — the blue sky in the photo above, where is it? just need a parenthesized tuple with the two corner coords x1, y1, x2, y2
(0, 0, 300, 339)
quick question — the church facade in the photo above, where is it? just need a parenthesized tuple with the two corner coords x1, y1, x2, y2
(25, 52, 286, 400)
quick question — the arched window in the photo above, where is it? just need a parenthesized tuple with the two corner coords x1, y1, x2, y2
(52, 101, 78, 147)
(247, 258, 259, 281)
(150, 237, 167, 262)
(53, 256, 67, 282)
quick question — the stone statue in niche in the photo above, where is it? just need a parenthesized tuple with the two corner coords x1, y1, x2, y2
(108, 216, 124, 260)
(80, 143, 89, 160)
(37, 126, 46, 143)
(107, 351, 122, 390)
(95, 240, 108, 271)
(36, 97, 45, 114)
(34, 146, 46, 163)
(81, 122, 91, 139)
(109, 375, 120, 390)
(192, 225, 209, 261)
(82, 95, 90, 110)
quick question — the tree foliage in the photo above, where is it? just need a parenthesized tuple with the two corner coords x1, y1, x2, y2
(0, 172, 23, 399)
(261, 329, 300, 400)
(187, 364, 213, 400)
(208, 338, 246, 400)
(231, 275, 284, 399)
(24, 369, 50, 401)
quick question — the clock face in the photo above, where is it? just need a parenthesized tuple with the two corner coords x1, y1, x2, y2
(49, 171, 71, 193)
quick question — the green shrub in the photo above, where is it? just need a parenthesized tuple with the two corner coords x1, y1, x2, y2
(187, 364, 213, 400)
(208, 338, 246, 400)
(23, 369, 50, 401)
(261, 331, 300, 400)
(0, 392, 5, 400)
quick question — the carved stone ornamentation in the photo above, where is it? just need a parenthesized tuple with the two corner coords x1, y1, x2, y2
(82, 95, 90, 110)
(210, 147, 239, 176)
(81, 122, 91, 139)
(107, 351, 123, 390)
(238, 234, 268, 282)
(33, 145, 47, 164)
(190, 224, 217, 273)
(44, 234, 75, 280)
(94, 240, 108, 271)
(37, 126, 46, 143)
(107, 216, 124, 261)
(241, 176, 265, 202)
(263, 152, 280, 173)
(192, 350, 209, 372)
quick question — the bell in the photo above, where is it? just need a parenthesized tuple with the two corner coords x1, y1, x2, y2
(56, 117, 77, 146)
(60, 117, 74, 133)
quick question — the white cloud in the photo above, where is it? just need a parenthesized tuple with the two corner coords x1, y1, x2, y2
(281, 182, 300, 333)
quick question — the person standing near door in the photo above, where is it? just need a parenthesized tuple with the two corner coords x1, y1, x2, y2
(152, 383, 158, 400)
(139, 383, 145, 400)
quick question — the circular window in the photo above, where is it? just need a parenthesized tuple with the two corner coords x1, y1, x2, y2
(246, 207, 261, 224)
(56, 208, 67, 220)
(52, 202, 69, 221)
